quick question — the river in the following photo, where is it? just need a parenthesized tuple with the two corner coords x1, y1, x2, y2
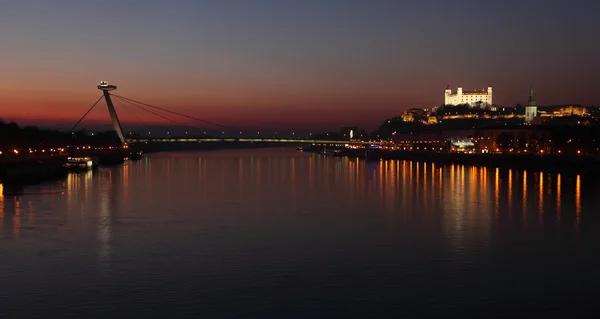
(1, 148, 599, 317)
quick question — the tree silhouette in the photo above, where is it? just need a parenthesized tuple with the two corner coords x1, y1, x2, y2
(496, 132, 514, 150)
(516, 132, 528, 150)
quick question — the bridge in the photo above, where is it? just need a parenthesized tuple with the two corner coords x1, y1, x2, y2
(127, 137, 375, 145)
(78, 81, 380, 147)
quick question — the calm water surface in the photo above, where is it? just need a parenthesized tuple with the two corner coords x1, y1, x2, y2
(2, 148, 600, 318)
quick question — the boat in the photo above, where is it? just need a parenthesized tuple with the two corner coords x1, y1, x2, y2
(296, 146, 303, 151)
(64, 156, 98, 171)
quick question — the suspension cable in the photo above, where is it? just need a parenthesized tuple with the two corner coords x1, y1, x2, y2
(70, 95, 104, 132)
(111, 94, 240, 131)
(113, 96, 148, 127)
(112, 95, 207, 134)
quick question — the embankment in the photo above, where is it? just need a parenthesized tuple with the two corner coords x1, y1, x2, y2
(0, 157, 69, 186)
(303, 146, 600, 174)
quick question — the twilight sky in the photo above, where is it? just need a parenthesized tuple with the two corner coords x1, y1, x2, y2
(1, 0, 599, 133)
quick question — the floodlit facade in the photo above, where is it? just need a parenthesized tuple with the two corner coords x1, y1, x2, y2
(445, 85, 493, 107)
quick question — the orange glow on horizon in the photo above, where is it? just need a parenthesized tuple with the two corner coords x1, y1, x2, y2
(1, 84, 401, 131)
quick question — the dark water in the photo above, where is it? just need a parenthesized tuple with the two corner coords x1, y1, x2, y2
(2, 148, 600, 318)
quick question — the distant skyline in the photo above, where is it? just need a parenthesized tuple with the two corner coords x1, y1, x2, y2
(1, 0, 600, 132)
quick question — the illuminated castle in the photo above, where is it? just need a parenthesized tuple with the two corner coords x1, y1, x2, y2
(445, 85, 493, 107)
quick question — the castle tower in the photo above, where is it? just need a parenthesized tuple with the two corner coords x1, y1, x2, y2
(444, 85, 452, 105)
(524, 85, 538, 124)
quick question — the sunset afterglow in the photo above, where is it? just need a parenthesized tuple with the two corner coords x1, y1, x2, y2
(1, 0, 599, 132)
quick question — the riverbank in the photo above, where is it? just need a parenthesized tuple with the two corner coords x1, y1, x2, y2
(0, 157, 69, 186)
(303, 146, 600, 174)
(0, 150, 144, 194)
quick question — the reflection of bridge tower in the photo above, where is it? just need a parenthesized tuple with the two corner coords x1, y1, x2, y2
(97, 81, 126, 144)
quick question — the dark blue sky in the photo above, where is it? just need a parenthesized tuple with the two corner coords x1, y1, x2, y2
(1, 0, 599, 131)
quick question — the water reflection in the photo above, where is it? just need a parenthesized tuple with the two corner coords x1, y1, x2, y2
(523, 171, 527, 216)
(557, 174, 562, 217)
(0, 153, 596, 239)
(0, 184, 3, 235)
(0, 153, 595, 242)
(2, 149, 600, 318)
(97, 188, 112, 267)
(539, 172, 544, 225)
(508, 169, 513, 213)
(576, 174, 581, 229)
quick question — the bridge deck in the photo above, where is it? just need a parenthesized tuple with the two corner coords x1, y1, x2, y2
(127, 138, 381, 145)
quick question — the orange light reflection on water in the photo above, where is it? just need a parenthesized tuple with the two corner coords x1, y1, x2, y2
(450, 165, 455, 196)
(494, 168, 500, 216)
(468, 166, 476, 213)
(0, 184, 4, 233)
(416, 162, 420, 196)
(508, 170, 513, 215)
(522, 171, 527, 214)
(576, 174, 581, 228)
(556, 174, 561, 218)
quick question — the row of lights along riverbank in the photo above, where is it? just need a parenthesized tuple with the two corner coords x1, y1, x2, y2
(0, 145, 129, 157)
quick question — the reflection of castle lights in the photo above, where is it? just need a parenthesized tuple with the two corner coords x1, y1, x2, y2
(494, 168, 499, 215)
(522, 171, 527, 213)
(557, 174, 561, 214)
(539, 172, 544, 214)
(575, 175, 581, 215)
(576, 174, 581, 230)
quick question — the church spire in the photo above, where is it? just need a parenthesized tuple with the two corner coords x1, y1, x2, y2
(527, 85, 536, 106)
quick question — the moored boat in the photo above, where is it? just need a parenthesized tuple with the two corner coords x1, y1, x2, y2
(64, 156, 98, 171)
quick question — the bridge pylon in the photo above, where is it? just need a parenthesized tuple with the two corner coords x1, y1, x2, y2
(97, 81, 126, 145)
